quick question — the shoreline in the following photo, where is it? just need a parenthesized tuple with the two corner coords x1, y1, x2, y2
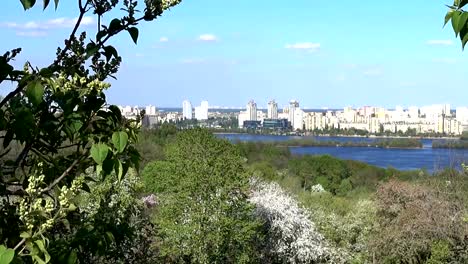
(213, 132, 459, 140)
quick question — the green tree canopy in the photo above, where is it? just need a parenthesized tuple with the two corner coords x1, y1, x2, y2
(142, 129, 261, 263)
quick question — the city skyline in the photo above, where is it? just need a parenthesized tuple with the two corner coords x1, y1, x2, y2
(1, 1, 468, 107)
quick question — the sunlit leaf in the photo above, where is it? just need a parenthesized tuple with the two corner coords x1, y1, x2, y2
(25, 80, 44, 106)
(90, 143, 109, 165)
(0, 246, 15, 264)
(112, 131, 128, 153)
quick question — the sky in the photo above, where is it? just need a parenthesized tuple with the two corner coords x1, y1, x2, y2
(0, 0, 467, 109)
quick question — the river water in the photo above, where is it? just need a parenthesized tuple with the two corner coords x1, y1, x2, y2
(216, 133, 468, 172)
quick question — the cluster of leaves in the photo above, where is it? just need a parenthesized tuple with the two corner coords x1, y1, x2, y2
(445, 0, 468, 48)
(0, 0, 181, 263)
(141, 129, 262, 263)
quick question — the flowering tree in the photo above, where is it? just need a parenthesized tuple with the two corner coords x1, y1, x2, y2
(0, 0, 181, 263)
(249, 179, 333, 263)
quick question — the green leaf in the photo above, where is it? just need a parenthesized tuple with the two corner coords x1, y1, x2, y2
(444, 10, 454, 26)
(96, 164, 102, 176)
(0, 246, 15, 264)
(67, 250, 77, 264)
(460, 0, 468, 8)
(34, 240, 46, 253)
(43, 0, 50, 9)
(115, 159, 123, 181)
(32, 255, 46, 264)
(452, 11, 461, 36)
(20, 0, 36, 10)
(108, 19, 121, 33)
(26, 80, 44, 106)
(103, 45, 118, 61)
(112, 131, 128, 153)
(128, 27, 139, 44)
(96, 30, 107, 41)
(20, 232, 31, 238)
(85, 44, 99, 59)
(54, 0, 59, 9)
(458, 12, 468, 34)
(462, 29, 468, 49)
(90, 143, 109, 165)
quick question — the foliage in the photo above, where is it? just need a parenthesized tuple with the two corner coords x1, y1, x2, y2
(0, 0, 181, 262)
(445, 0, 468, 49)
(249, 179, 334, 263)
(288, 155, 351, 195)
(47, 169, 157, 264)
(142, 129, 261, 263)
(136, 124, 178, 168)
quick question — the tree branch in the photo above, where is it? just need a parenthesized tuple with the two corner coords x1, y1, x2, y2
(41, 157, 82, 193)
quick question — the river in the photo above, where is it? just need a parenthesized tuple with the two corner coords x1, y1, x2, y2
(215, 133, 468, 172)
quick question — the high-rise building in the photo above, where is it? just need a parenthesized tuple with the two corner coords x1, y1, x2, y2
(145, 105, 156, 116)
(246, 100, 257, 121)
(195, 100, 209, 120)
(289, 100, 299, 128)
(267, 100, 278, 119)
(182, 100, 193, 119)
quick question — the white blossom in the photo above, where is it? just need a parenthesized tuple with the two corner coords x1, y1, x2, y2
(249, 178, 332, 263)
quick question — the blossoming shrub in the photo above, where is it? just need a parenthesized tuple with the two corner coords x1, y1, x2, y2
(249, 179, 334, 263)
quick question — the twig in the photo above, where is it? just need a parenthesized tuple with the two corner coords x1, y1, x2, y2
(41, 158, 81, 193)
(13, 238, 25, 251)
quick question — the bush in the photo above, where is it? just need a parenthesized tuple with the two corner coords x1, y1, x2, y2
(370, 179, 468, 263)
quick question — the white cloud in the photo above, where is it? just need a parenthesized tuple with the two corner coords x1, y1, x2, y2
(198, 34, 217, 41)
(135, 53, 145, 57)
(285, 42, 321, 51)
(427, 39, 453, 46)
(159, 37, 169, 42)
(1, 16, 94, 30)
(16, 31, 47, 37)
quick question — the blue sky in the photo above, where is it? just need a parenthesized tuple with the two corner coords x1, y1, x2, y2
(0, 0, 467, 109)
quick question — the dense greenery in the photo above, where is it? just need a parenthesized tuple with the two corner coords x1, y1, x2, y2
(0, 0, 181, 263)
(141, 129, 261, 263)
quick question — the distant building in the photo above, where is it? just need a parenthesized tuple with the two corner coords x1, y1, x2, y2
(289, 100, 304, 130)
(267, 100, 278, 119)
(145, 105, 156, 116)
(182, 100, 193, 119)
(243, 120, 262, 129)
(263, 118, 289, 130)
(195, 100, 209, 120)
(246, 100, 257, 121)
